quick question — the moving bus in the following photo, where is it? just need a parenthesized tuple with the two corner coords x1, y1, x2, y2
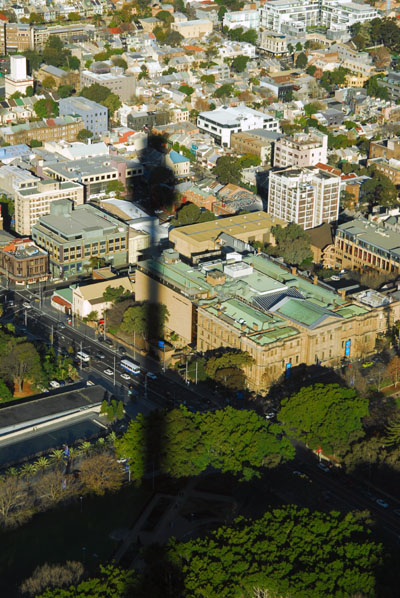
(76, 351, 90, 363)
(120, 358, 141, 375)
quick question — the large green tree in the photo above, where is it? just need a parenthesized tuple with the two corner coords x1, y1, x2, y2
(80, 83, 111, 104)
(34, 99, 59, 119)
(37, 565, 135, 598)
(120, 303, 169, 340)
(295, 51, 308, 69)
(115, 406, 294, 482)
(269, 223, 312, 266)
(231, 55, 250, 73)
(278, 383, 369, 455)
(102, 285, 131, 303)
(170, 203, 215, 227)
(170, 506, 381, 598)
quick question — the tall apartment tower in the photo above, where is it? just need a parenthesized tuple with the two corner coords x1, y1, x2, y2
(268, 166, 340, 230)
(5, 54, 33, 98)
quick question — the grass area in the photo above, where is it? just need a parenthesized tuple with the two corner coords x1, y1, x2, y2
(0, 484, 152, 597)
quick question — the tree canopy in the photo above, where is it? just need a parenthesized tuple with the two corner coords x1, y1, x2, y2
(34, 99, 58, 119)
(37, 565, 135, 598)
(223, 26, 257, 45)
(231, 55, 250, 73)
(76, 129, 93, 141)
(120, 303, 169, 340)
(213, 154, 260, 185)
(268, 223, 313, 267)
(278, 383, 369, 455)
(102, 285, 131, 303)
(115, 406, 295, 483)
(213, 83, 234, 99)
(170, 203, 216, 227)
(295, 52, 308, 69)
(80, 84, 121, 116)
(170, 506, 381, 598)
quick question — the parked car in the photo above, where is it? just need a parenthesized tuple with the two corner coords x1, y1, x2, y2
(317, 463, 330, 473)
(376, 498, 389, 508)
(105, 338, 113, 346)
(22, 302, 31, 309)
(49, 380, 60, 388)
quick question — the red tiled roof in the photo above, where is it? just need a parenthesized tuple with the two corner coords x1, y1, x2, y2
(51, 295, 71, 308)
(108, 26, 122, 34)
(341, 173, 357, 180)
(315, 162, 341, 176)
(0, 13, 9, 21)
(117, 130, 135, 144)
(183, 45, 204, 52)
(46, 119, 56, 126)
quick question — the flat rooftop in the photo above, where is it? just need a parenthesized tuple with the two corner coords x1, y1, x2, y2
(199, 105, 274, 126)
(0, 385, 102, 437)
(34, 204, 126, 241)
(338, 219, 400, 260)
(170, 211, 286, 245)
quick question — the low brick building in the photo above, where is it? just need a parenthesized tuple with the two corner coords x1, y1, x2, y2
(0, 116, 84, 145)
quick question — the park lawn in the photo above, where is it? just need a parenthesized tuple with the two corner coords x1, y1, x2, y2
(0, 484, 152, 597)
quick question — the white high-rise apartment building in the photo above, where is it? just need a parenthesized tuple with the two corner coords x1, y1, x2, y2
(274, 130, 328, 168)
(268, 166, 340, 230)
(259, 0, 378, 35)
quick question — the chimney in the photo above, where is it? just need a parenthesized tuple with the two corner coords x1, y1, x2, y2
(313, 275, 318, 285)
(340, 289, 346, 300)
(291, 266, 297, 275)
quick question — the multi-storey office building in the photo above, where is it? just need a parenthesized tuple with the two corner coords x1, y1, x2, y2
(136, 248, 400, 390)
(268, 166, 340, 230)
(80, 68, 136, 102)
(32, 200, 129, 279)
(59, 97, 108, 137)
(335, 218, 400, 274)
(0, 165, 85, 236)
(42, 155, 143, 199)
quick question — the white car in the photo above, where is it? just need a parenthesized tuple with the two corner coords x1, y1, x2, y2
(121, 373, 131, 381)
(49, 380, 60, 388)
(22, 302, 32, 309)
(86, 380, 95, 386)
(317, 463, 330, 473)
(376, 498, 389, 508)
(104, 368, 113, 376)
(146, 372, 157, 380)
